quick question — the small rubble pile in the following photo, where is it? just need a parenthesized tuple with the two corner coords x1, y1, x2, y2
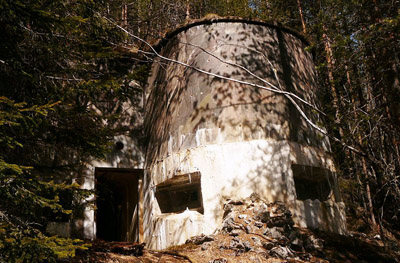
(184, 194, 327, 262)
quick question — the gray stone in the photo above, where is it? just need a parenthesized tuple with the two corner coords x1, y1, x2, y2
(305, 235, 323, 251)
(290, 238, 303, 249)
(254, 221, 264, 228)
(230, 239, 244, 250)
(249, 256, 262, 263)
(201, 242, 211, 250)
(223, 203, 233, 218)
(262, 242, 274, 250)
(250, 193, 261, 202)
(222, 217, 235, 232)
(227, 199, 244, 205)
(209, 258, 227, 263)
(288, 230, 299, 241)
(264, 227, 284, 240)
(187, 234, 214, 245)
(243, 241, 252, 251)
(251, 236, 262, 246)
(266, 216, 287, 227)
(269, 246, 295, 259)
(229, 229, 241, 237)
(255, 204, 270, 223)
(299, 252, 312, 261)
(278, 236, 290, 245)
(238, 214, 247, 219)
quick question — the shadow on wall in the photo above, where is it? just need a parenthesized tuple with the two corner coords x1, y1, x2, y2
(143, 138, 344, 248)
(143, 21, 342, 248)
(145, 22, 326, 166)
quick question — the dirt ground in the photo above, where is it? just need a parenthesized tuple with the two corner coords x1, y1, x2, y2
(72, 198, 400, 263)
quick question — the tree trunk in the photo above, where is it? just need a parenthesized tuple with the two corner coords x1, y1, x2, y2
(296, 0, 307, 34)
(346, 63, 378, 229)
(186, 0, 191, 20)
(122, 4, 128, 27)
(322, 25, 343, 138)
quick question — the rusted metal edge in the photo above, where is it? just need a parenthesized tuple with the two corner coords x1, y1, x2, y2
(153, 16, 310, 52)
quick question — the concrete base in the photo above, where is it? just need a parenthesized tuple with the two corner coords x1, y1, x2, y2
(143, 132, 346, 249)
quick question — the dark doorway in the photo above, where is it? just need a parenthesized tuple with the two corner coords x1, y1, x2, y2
(95, 168, 142, 242)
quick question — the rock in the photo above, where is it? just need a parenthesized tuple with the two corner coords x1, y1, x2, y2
(298, 252, 312, 261)
(269, 246, 295, 259)
(186, 234, 214, 245)
(260, 214, 270, 223)
(227, 199, 244, 205)
(229, 229, 241, 237)
(209, 258, 227, 263)
(278, 236, 290, 245)
(290, 238, 303, 249)
(262, 242, 274, 250)
(286, 217, 295, 227)
(243, 241, 252, 251)
(222, 217, 235, 232)
(254, 204, 270, 223)
(288, 230, 299, 241)
(228, 237, 251, 253)
(223, 203, 233, 218)
(373, 234, 381, 240)
(250, 193, 261, 202)
(305, 235, 323, 251)
(251, 236, 262, 246)
(244, 219, 251, 224)
(219, 245, 228, 250)
(284, 210, 292, 217)
(201, 242, 211, 250)
(254, 221, 264, 228)
(270, 201, 287, 214)
(230, 238, 244, 250)
(264, 227, 284, 240)
(266, 216, 287, 227)
(238, 214, 247, 219)
(244, 225, 252, 234)
(249, 256, 262, 263)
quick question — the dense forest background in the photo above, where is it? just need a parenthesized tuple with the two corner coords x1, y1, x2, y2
(0, 0, 399, 262)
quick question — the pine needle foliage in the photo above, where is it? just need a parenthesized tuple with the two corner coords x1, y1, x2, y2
(0, 0, 141, 261)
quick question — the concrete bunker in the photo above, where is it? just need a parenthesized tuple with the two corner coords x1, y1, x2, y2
(95, 168, 142, 242)
(143, 18, 347, 249)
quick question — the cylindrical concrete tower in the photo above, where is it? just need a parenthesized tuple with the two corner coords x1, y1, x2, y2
(142, 19, 346, 249)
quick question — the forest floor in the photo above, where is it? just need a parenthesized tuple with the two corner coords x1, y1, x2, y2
(72, 198, 400, 263)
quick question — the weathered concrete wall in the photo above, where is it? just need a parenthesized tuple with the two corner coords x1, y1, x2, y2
(47, 87, 145, 240)
(143, 20, 346, 249)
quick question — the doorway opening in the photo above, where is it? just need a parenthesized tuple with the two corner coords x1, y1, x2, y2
(95, 168, 143, 242)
